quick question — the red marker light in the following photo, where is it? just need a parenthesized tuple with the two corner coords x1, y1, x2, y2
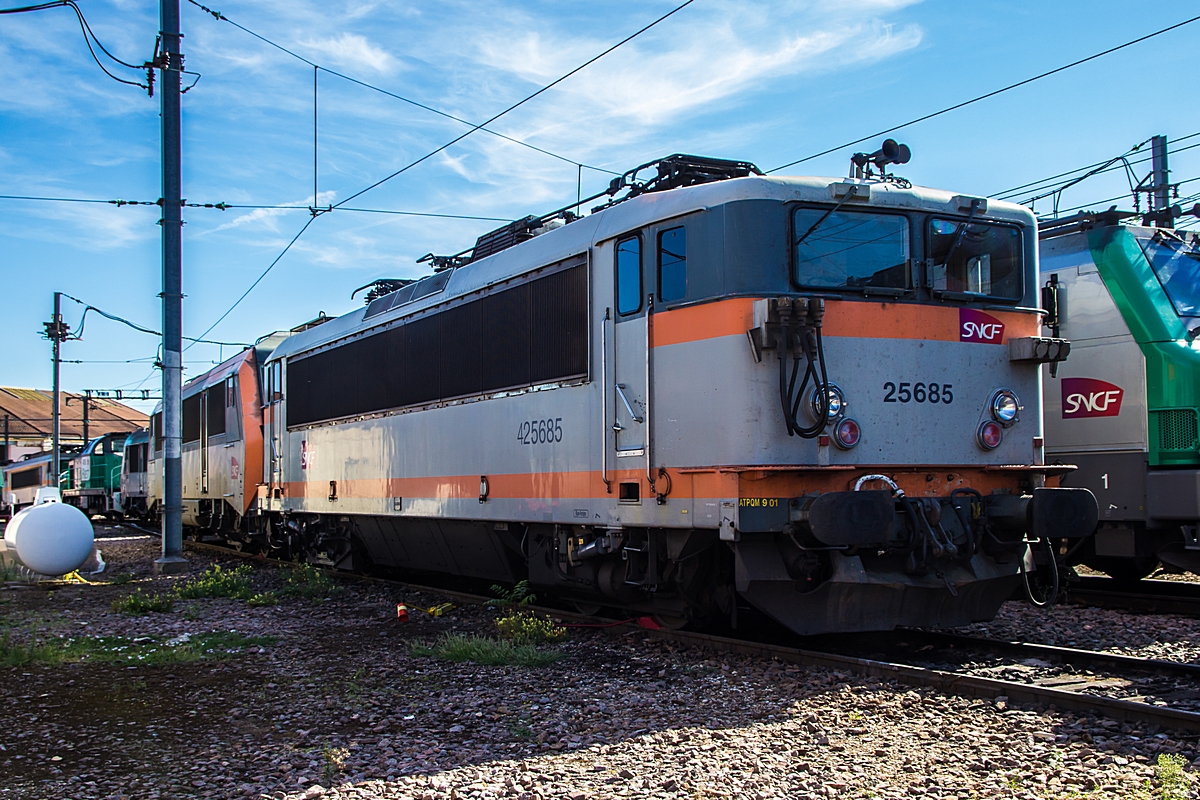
(835, 418, 861, 449)
(977, 420, 1003, 450)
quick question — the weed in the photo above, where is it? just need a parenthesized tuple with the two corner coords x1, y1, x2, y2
(509, 723, 534, 739)
(246, 591, 279, 607)
(495, 610, 566, 645)
(488, 579, 536, 608)
(1156, 753, 1191, 800)
(112, 589, 175, 615)
(108, 573, 135, 585)
(175, 563, 255, 600)
(281, 563, 343, 600)
(847, 709, 864, 722)
(321, 746, 349, 783)
(0, 628, 68, 667)
(183, 604, 202, 621)
(411, 633, 562, 667)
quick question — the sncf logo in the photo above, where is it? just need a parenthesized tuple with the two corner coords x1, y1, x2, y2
(959, 308, 1005, 344)
(1062, 378, 1124, 419)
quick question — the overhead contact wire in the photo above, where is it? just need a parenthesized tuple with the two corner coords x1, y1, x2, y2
(186, 216, 316, 348)
(767, 13, 1200, 174)
(183, 0, 620, 176)
(333, 0, 698, 209)
(0, 0, 150, 90)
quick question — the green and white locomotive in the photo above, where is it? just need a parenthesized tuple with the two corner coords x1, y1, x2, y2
(1040, 210, 1200, 579)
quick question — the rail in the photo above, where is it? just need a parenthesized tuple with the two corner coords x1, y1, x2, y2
(121, 526, 1200, 734)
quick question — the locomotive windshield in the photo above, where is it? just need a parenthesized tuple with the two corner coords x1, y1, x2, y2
(1139, 230, 1200, 318)
(928, 218, 1022, 301)
(792, 207, 909, 291)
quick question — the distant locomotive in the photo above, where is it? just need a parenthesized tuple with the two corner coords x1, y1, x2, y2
(62, 431, 127, 517)
(1040, 210, 1200, 580)
(147, 150, 1097, 634)
(116, 428, 152, 519)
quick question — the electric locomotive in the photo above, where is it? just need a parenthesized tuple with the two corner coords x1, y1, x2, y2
(148, 148, 1097, 634)
(1040, 210, 1200, 579)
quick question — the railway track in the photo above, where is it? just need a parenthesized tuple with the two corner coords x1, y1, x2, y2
(116, 524, 1200, 735)
(1064, 575, 1200, 616)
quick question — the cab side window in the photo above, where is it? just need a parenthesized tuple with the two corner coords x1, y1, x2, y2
(616, 236, 642, 315)
(658, 226, 687, 302)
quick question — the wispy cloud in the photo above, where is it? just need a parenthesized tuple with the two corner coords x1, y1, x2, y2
(299, 32, 396, 74)
(205, 191, 338, 234)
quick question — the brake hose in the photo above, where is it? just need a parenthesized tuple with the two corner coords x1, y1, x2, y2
(1020, 536, 1060, 607)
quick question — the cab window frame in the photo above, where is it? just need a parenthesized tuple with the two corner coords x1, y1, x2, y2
(615, 233, 644, 316)
(925, 215, 1025, 304)
(657, 225, 687, 304)
(789, 203, 913, 294)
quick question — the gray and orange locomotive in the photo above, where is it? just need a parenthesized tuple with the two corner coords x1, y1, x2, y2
(148, 147, 1097, 634)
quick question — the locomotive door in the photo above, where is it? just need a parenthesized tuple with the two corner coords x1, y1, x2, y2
(200, 391, 209, 495)
(267, 360, 284, 499)
(612, 234, 649, 456)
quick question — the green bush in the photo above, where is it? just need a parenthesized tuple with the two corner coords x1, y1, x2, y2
(280, 563, 343, 600)
(488, 579, 536, 607)
(496, 610, 566, 645)
(112, 589, 175, 615)
(246, 591, 279, 607)
(175, 563, 255, 600)
(410, 633, 561, 667)
(1157, 753, 1191, 800)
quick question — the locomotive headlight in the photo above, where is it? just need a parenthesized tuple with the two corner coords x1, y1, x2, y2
(834, 418, 861, 449)
(990, 390, 1021, 426)
(809, 384, 846, 422)
(977, 420, 1004, 450)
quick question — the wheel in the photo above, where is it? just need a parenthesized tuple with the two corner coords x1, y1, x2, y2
(571, 601, 603, 616)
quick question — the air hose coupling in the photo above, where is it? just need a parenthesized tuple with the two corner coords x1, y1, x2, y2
(806, 297, 825, 327)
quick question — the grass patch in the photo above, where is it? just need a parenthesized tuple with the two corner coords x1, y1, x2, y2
(175, 563, 255, 600)
(0, 629, 274, 667)
(107, 573, 135, 585)
(111, 589, 175, 615)
(280, 563, 344, 600)
(496, 610, 566, 645)
(410, 633, 562, 667)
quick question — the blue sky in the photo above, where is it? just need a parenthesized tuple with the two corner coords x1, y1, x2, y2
(2, 0, 1199, 414)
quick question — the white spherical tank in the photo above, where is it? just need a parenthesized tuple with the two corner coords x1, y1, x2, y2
(4, 499, 95, 576)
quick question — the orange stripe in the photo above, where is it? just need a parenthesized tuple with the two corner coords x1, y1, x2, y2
(280, 465, 1035, 502)
(652, 298, 1041, 347)
(653, 298, 755, 347)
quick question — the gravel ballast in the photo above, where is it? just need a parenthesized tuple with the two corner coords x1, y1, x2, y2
(1, 531, 1197, 800)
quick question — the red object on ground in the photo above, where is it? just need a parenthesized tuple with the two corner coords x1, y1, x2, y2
(636, 616, 663, 630)
(396, 603, 409, 622)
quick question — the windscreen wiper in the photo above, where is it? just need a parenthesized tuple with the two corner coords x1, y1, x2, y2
(795, 184, 862, 249)
(936, 197, 984, 274)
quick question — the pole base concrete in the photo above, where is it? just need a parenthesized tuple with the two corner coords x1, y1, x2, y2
(153, 555, 190, 575)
